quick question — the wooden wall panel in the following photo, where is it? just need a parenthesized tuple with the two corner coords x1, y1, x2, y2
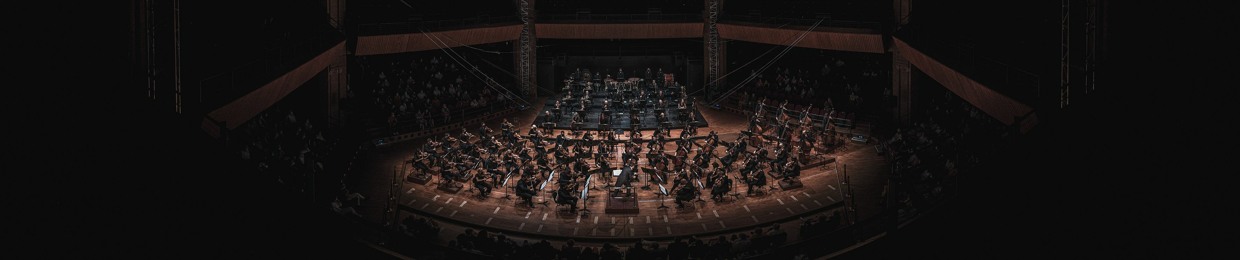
(893, 38, 1038, 132)
(536, 23, 704, 39)
(717, 24, 884, 53)
(202, 42, 346, 137)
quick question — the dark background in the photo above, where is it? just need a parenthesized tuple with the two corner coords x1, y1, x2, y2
(8, 1, 1234, 258)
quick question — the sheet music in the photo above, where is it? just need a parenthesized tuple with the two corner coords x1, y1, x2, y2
(540, 171, 556, 190)
(501, 169, 515, 186)
(580, 175, 592, 200)
(657, 183, 668, 195)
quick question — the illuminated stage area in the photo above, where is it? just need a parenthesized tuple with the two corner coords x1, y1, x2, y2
(352, 99, 886, 255)
(537, 68, 708, 131)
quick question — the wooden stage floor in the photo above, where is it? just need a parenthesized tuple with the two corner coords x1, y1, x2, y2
(350, 99, 889, 244)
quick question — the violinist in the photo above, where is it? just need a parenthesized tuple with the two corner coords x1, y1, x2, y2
(515, 177, 537, 208)
(711, 174, 731, 202)
(746, 168, 766, 195)
(674, 178, 696, 209)
(473, 173, 493, 197)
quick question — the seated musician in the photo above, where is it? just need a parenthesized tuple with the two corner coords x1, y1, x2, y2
(772, 145, 789, 172)
(502, 118, 514, 131)
(674, 178, 696, 209)
(747, 169, 766, 195)
(605, 131, 617, 150)
(558, 167, 576, 184)
(529, 125, 542, 144)
(556, 183, 579, 212)
(556, 131, 568, 147)
(412, 152, 431, 174)
(743, 156, 760, 174)
(515, 177, 537, 208)
(781, 161, 801, 182)
(571, 112, 583, 132)
(474, 174, 493, 197)
(441, 162, 460, 184)
(544, 111, 557, 126)
(711, 175, 731, 202)
(599, 112, 609, 129)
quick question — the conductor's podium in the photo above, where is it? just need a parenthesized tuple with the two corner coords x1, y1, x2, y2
(605, 187, 639, 214)
(605, 170, 640, 214)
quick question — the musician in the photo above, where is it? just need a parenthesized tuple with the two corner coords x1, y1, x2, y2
(555, 131, 568, 147)
(516, 177, 537, 208)
(558, 164, 576, 184)
(544, 110, 557, 127)
(781, 160, 801, 183)
(711, 175, 731, 202)
(630, 113, 641, 133)
(743, 156, 760, 175)
(779, 100, 790, 121)
(605, 130, 618, 151)
(622, 141, 637, 163)
(440, 161, 461, 185)
(473, 174, 493, 197)
(674, 178, 696, 209)
(571, 112, 583, 132)
(746, 169, 766, 195)
(529, 125, 543, 144)
(599, 111, 609, 128)
(695, 152, 711, 172)
(461, 127, 475, 141)
(556, 182, 579, 212)
(501, 118, 514, 135)
(772, 144, 789, 172)
(670, 170, 687, 194)
(750, 116, 764, 134)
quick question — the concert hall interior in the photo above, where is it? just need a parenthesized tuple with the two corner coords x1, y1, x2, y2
(83, 0, 1227, 259)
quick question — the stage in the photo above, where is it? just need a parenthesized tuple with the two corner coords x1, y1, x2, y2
(347, 100, 890, 244)
(535, 73, 708, 131)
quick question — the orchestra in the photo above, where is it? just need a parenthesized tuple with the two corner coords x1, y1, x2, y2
(400, 67, 833, 218)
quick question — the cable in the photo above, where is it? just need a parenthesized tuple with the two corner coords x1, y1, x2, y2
(710, 19, 823, 105)
(687, 20, 803, 97)
(420, 30, 531, 107)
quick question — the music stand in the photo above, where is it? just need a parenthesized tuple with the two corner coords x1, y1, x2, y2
(640, 167, 652, 190)
(693, 179, 706, 203)
(656, 183, 669, 209)
(501, 169, 515, 200)
(538, 171, 556, 208)
(579, 175, 593, 216)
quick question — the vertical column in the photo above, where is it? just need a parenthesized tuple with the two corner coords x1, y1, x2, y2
(1084, 0, 1097, 95)
(326, 0, 345, 29)
(1059, 0, 1070, 108)
(174, 0, 181, 114)
(145, 0, 155, 100)
(517, 0, 537, 99)
(892, 50, 912, 126)
(894, 0, 910, 29)
(703, 0, 721, 100)
(327, 61, 347, 127)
